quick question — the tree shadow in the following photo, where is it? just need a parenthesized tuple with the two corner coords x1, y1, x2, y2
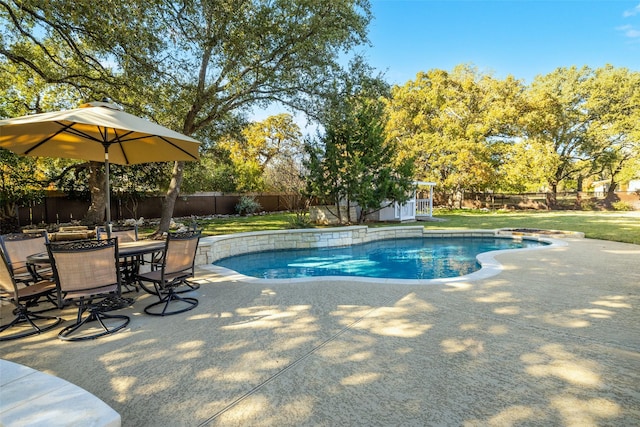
(0, 239, 638, 426)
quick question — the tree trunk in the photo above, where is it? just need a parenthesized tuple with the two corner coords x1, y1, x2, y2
(332, 195, 342, 224)
(0, 200, 15, 219)
(546, 182, 558, 209)
(83, 161, 106, 224)
(604, 180, 619, 204)
(347, 199, 354, 224)
(156, 161, 185, 234)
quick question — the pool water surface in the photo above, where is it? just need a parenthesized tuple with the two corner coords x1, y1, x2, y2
(214, 237, 548, 280)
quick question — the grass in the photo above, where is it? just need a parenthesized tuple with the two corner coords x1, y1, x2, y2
(424, 209, 640, 244)
(191, 209, 640, 245)
(196, 213, 297, 235)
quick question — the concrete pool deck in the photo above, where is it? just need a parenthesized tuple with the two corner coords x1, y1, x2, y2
(1, 236, 639, 426)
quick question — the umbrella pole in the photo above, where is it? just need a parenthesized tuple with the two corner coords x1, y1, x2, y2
(104, 147, 112, 238)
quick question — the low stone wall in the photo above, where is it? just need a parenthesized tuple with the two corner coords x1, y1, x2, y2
(193, 225, 576, 267)
(423, 229, 497, 238)
(195, 225, 429, 265)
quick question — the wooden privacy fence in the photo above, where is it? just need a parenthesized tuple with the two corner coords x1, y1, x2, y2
(445, 191, 640, 210)
(16, 193, 299, 226)
(15, 190, 639, 226)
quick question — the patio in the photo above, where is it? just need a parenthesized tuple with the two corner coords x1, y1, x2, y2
(1, 236, 639, 426)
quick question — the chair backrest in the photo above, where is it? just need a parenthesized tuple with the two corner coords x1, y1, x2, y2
(47, 238, 120, 301)
(0, 249, 18, 299)
(0, 232, 49, 277)
(112, 227, 138, 243)
(97, 225, 138, 242)
(163, 230, 201, 276)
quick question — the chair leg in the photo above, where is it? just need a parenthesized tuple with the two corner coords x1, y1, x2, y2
(174, 279, 200, 294)
(144, 288, 198, 317)
(24, 292, 59, 309)
(121, 281, 139, 294)
(58, 303, 130, 341)
(0, 305, 63, 341)
(120, 258, 140, 294)
(138, 278, 199, 295)
(138, 280, 160, 295)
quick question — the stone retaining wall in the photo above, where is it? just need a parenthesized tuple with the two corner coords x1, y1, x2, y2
(195, 225, 432, 266)
(196, 225, 584, 265)
(193, 226, 570, 267)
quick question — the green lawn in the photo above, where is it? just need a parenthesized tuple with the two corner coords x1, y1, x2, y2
(198, 213, 295, 235)
(193, 210, 640, 245)
(424, 209, 640, 244)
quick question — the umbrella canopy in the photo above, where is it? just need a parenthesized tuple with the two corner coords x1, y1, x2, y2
(0, 102, 200, 164)
(0, 102, 201, 228)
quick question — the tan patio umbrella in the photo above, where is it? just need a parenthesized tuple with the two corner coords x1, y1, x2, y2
(0, 101, 200, 229)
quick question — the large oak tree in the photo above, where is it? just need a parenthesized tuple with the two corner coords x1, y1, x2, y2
(522, 65, 640, 206)
(386, 65, 524, 206)
(1, 0, 372, 231)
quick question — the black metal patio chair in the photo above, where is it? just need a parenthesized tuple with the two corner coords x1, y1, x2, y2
(136, 230, 201, 316)
(0, 231, 53, 284)
(0, 249, 62, 341)
(47, 238, 131, 341)
(98, 225, 141, 293)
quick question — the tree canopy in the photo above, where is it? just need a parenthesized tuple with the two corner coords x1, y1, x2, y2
(305, 60, 415, 223)
(218, 114, 304, 192)
(387, 64, 640, 207)
(386, 65, 524, 200)
(1, 0, 373, 229)
(1, 0, 638, 220)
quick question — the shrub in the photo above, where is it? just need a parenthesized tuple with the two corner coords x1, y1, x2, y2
(235, 196, 262, 215)
(287, 213, 311, 229)
(611, 201, 633, 211)
(579, 199, 597, 211)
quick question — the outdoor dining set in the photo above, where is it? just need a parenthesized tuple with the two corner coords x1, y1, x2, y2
(0, 100, 206, 344)
(0, 226, 202, 342)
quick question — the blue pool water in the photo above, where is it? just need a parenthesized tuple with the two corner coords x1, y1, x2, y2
(214, 237, 548, 280)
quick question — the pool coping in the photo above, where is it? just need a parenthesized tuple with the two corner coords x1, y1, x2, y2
(196, 226, 571, 285)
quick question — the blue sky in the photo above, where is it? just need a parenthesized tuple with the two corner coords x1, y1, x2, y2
(362, 0, 640, 84)
(254, 1, 639, 124)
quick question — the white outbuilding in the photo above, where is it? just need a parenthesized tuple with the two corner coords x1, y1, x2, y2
(372, 181, 436, 222)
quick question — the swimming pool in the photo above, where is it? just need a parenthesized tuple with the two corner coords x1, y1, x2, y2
(213, 237, 549, 280)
